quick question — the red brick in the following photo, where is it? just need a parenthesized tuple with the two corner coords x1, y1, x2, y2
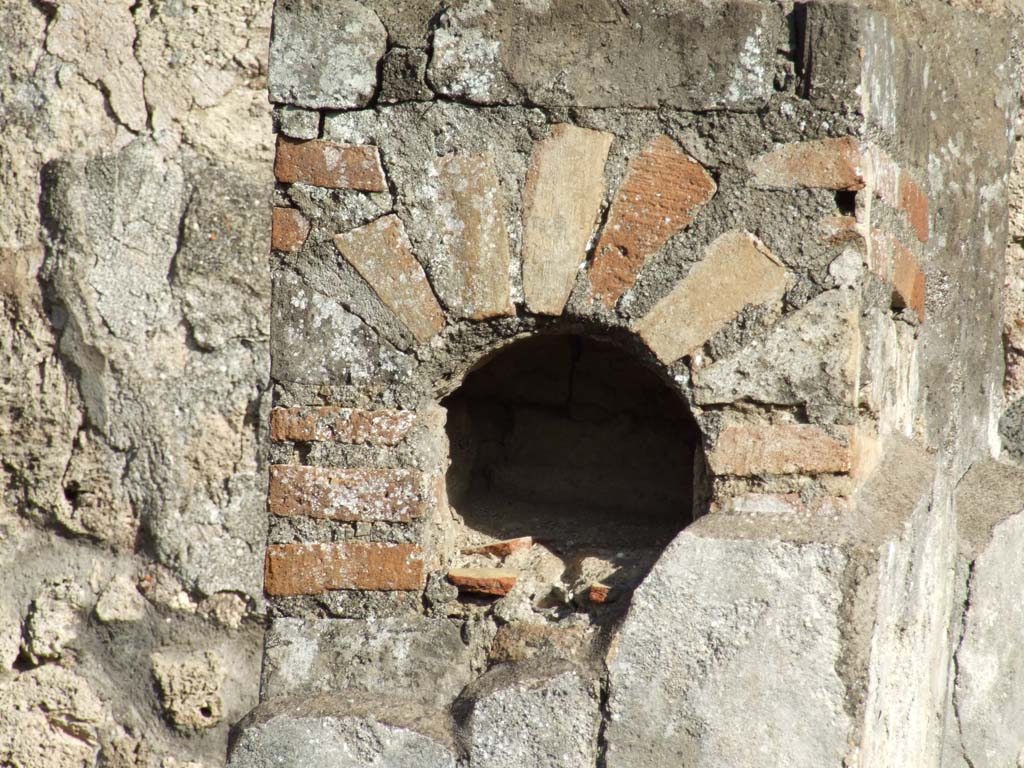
(749, 137, 865, 191)
(271, 207, 310, 253)
(870, 230, 926, 323)
(270, 406, 416, 445)
(589, 135, 716, 307)
(269, 465, 425, 522)
(274, 136, 387, 191)
(447, 567, 517, 596)
(461, 537, 534, 558)
(706, 424, 856, 476)
(587, 583, 614, 604)
(264, 542, 425, 596)
(899, 175, 930, 243)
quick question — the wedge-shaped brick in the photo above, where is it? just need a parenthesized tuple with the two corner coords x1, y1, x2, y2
(706, 424, 856, 476)
(264, 542, 425, 595)
(522, 124, 613, 315)
(434, 153, 514, 319)
(749, 137, 865, 191)
(590, 135, 716, 307)
(270, 406, 416, 445)
(274, 136, 387, 191)
(269, 465, 425, 522)
(334, 215, 445, 343)
(634, 230, 788, 364)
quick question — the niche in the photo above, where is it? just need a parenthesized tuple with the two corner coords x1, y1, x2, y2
(442, 334, 705, 615)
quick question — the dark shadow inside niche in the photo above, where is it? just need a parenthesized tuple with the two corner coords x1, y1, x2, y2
(442, 334, 707, 616)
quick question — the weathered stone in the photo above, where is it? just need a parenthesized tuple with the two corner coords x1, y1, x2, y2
(796, 2, 865, 112)
(268, 465, 426, 522)
(380, 48, 433, 103)
(448, 568, 518, 597)
(228, 697, 458, 768)
(334, 215, 446, 343)
(488, 624, 594, 665)
(951, 460, 1024, 768)
(94, 573, 146, 623)
(693, 290, 859, 421)
(706, 424, 857, 476)
(522, 124, 613, 315)
(428, 0, 778, 110)
(271, 406, 416, 444)
(432, 153, 514, 319)
(276, 106, 320, 140)
(22, 581, 82, 664)
(590, 135, 716, 307)
(264, 542, 426, 595)
(605, 525, 851, 768)
(271, 207, 310, 253)
(268, 0, 386, 109)
(749, 137, 866, 190)
(151, 649, 225, 731)
(634, 230, 789, 363)
(274, 136, 387, 191)
(461, 662, 601, 768)
(262, 617, 472, 706)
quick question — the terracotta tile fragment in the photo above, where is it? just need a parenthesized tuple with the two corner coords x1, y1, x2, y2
(268, 465, 425, 522)
(748, 137, 865, 191)
(264, 542, 425, 596)
(590, 135, 716, 307)
(270, 406, 416, 445)
(522, 124, 614, 315)
(274, 135, 387, 191)
(447, 567, 518, 597)
(633, 230, 788, 364)
(334, 215, 446, 343)
(434, 153, 514, 319)
(461, 537, 534, 558)
(587, 583, 614, 604)
(271, 207, 311, 252)
(706, 424, 856, 477)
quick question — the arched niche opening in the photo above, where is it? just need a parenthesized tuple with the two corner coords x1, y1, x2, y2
(441, 334, 707, 618)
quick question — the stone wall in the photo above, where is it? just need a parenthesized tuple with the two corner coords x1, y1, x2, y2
(2, 1, 1024, 767)
(0, 1, 273, 764)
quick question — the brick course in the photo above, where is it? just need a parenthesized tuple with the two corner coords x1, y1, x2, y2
(274, 136, 387, 191)
(264, 542, 425, 595)
(748, 137, 865, 191)
(268, 465, 426, 522)
(270, 406, 416, 445)
(706, 424, 857, 476)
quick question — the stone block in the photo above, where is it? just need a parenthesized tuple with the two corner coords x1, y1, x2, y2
(270, 406, 417, 445)
(264, 542, 425, 596)
(427, 0, 778, 110)
(151, 649, 224, 731)
(271, 207, 310, 253)
(431, 153, 514, 319)
(796, 2, 866, 112)
(748, 137, 866, 191)
(262, 617, 472, 707)
(274, 136, 387, 191)
(522, 124, 613, 315)
(950, 460, 1024, 768)
(268, 465, 427, 522)
(276, 106, 320, 140)
(268, 0, 386, 109)
(604, 525, 852, 768)
(634, 230, 788, 363)
(460, 662, 601, 768)
(692, 290, 859, 421)
(334, 215, 446, 344)
(706, 424, 857, 476)
(589, 135, 716, 308)
(228, 697, 458, 768)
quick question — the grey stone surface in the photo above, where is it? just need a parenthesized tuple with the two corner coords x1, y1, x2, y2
(604, 525, 852, 768)
(460, 661, 601, 768)
(950, 460, 1024, 768)
(428, 0, 779, 109)
(277, 106, 321, 140)
(262, 617, 473, 706)
(228, 696, 458, 768)
(268, 0, 386, 109)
